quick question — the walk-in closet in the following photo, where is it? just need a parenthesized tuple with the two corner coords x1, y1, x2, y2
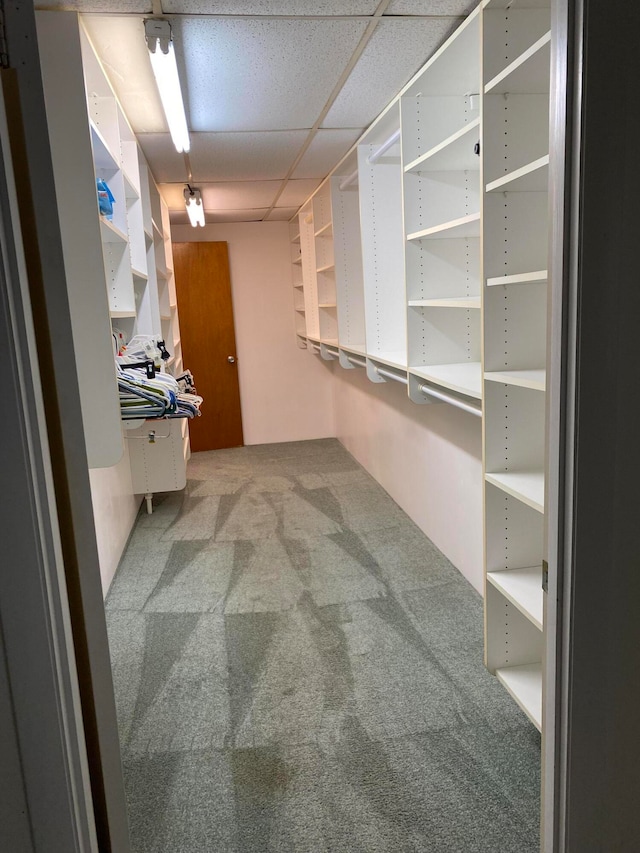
(3, 0, 640, 851)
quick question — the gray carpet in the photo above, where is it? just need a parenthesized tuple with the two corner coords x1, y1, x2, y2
(106, 438, 540, 853)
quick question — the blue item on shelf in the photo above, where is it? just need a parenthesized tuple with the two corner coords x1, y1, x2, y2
(96, 178, 115, 220)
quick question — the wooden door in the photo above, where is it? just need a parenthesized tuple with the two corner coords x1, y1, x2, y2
(172, 242, 243, 451)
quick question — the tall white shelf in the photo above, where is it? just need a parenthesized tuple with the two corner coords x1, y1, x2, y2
(36, 10, 189, 493)
(289, 220, 307, 347)
(291, 0, 552, 735)
(482, 0, 550, 732)
(401, 10, 482, 406)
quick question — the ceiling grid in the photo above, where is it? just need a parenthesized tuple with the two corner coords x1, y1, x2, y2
(36, 0, 476, 223)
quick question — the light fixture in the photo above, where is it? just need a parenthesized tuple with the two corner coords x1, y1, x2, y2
(144, 19, 190, 154)
(184, 185, 205, 227)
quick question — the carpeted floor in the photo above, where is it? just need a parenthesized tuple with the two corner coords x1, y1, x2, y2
(105, 438, 540, 853)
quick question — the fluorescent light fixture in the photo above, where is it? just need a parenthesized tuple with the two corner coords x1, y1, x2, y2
(144, 19, 190, 153)
(184, 185, 205, 227)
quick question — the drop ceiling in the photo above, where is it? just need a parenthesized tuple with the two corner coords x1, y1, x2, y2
(36, 0, 477, 224)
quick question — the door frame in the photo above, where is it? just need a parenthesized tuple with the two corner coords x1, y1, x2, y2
(545, 0, 640, 849)
(5, 1, 640, 849)
(1, 3, 130, 850)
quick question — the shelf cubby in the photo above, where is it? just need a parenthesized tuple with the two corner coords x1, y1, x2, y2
(330, 170, 366, 353)
(487, 567, 543, 632)
(485, 471, 545, 514)
(495, 663, 542, 731)
(359, 108, 406, 368)
(484, 31, 551, 95)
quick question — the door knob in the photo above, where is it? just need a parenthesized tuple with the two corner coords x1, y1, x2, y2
(227, 355, 236, 364)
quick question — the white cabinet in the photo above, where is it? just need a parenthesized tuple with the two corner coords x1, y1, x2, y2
(128, 419, 189, 514)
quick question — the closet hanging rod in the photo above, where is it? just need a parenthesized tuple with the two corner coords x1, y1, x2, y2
(367, 128, 401, 165)
(418, 383, 482, 417)
(338, 170, 358, 191)
(346, 355, 367, 368)
(375, 365, 408, 385)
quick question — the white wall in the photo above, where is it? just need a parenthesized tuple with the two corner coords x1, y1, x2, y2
(172, 222, 335, 444)
(333, 366, 484, 593)
(89, 446, 141, 593)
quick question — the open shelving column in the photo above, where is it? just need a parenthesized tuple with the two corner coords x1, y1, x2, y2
(401, 8, 482, 408)
(289, 220, 307, 347)
(358, 102, 407, 382)
(481, 0, 551, 731)
(330, 160, 366, 359)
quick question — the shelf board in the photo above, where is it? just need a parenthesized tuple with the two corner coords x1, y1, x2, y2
(295, 308, 306, 313)
(404, 117, 481, 173)
(89, 120, 119, 172)
(156, 266, 168, 280)
(485, 31, 551, 95)
(152, 219, 163, 239)
(292, 256, 303, 265)
(409, 296, 480, 309)
(318, 302, 337, 309)
(487, 270, 547, 287)
(486, 155, 549, 193)
(407, 212, 480, 242)
(110, 310, 136, 319)
(368, 351, 408, 370)
(484, 369, 546, 391)
(409, 361, 482, 399)
(485, 470, 545, 513)
(131, 268, 148, 282)
(293, 282, 304, 289)
(319, 337, 339, 346)
(316, 263, 335, 273)
(487, 567, 544, 631)
(495, 663, 542, 731)
(291, 232, 300, 243)
(314, 221, 333, 238)
(160, 313, 171, 321)
(100, 217, 128, 244)
(339, 343, 367, 356)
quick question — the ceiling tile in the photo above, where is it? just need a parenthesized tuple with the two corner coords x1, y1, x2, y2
(37, 1, 151, 10)
(322, 17, 459, 128)
(137, 134, 190, 183)
(172, 17, 368, 131)
(266, 208, 299, 222)
(385, 0, 476, 13)
(163, 1, 378, 13)
(189, 131, 308, 181)
(139, 130, 308, 182)
(278, 179, 321, 206)
(81, 16, 166, 134)
(291, 129, 362, 179)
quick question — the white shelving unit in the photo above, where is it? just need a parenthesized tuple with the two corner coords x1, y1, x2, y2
(401, 9, 482, 408)
(481, 0, 551, 731)
(359, 103, 406, 371)
(289, 0, 554, 738)
(289, 219, 307, 348)
(37, 10, 189, 497)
